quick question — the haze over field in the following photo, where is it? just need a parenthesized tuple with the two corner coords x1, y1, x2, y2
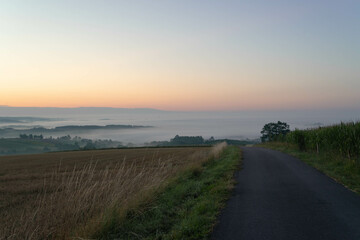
(1, 106, 360, 144)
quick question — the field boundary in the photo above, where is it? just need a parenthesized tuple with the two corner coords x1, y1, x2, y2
(92, 146, 241, 239)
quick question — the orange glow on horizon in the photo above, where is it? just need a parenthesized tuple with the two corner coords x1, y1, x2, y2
(2, 87, 357, 112)
(1, 1, 359, 112)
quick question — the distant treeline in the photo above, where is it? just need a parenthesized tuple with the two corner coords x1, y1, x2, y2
(0, 124, 150, 136)
(19, 134, 44, 139)
(0, 135, 123, 155)
(0, 133, 257, 156)
(147, 135, 256, 147)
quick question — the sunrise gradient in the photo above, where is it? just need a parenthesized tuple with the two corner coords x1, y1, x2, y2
(1, 1, 359, 111)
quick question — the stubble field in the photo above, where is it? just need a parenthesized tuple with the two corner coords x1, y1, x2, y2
(0, 146, 218, 239)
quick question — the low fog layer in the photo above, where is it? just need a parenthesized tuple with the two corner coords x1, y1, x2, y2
(0, 107, 359, 145)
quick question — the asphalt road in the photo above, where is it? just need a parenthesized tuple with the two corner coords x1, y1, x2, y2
(211, 147, 360, 240)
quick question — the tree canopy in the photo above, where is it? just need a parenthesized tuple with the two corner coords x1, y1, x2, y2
(261, 121, 290, 142)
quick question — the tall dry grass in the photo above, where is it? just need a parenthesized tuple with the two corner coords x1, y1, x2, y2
(1, 144, 227, 240)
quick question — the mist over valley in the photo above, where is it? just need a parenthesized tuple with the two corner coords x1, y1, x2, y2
(1, 106, 359, 145)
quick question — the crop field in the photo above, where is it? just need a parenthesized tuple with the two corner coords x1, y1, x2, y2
(0, 146, 221, 239)
(285, 121, 360, 160)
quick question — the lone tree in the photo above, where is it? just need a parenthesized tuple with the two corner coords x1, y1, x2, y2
(261, 121, 290, 142)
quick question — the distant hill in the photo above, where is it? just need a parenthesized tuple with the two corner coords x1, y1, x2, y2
(0, 106, 167, 116)
(0, 117, 57, 123)
(0, 124, 150, 138)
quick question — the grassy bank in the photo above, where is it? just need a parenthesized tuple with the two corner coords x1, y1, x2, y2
(93, 146, 241, 240)
(260, 142, 360, 194)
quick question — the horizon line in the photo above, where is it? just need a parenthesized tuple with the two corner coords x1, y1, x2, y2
(1, 105, 360, 112)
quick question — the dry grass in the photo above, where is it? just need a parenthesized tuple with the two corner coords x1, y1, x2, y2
(0, 145, 226, 239)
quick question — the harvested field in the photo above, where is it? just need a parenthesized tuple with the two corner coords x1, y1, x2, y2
(0, 146, 223, 239)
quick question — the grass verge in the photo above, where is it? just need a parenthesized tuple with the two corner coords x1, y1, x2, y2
(93, 146, 241, 240)
(259, 142, 360, 194)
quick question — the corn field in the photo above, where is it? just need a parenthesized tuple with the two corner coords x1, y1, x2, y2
(285, 121, 360, 160)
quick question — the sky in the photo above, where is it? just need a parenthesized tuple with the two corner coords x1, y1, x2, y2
(1, 0, 359, 111)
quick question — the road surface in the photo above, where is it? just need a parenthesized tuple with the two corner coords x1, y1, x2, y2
(211, 147, 360, 240)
